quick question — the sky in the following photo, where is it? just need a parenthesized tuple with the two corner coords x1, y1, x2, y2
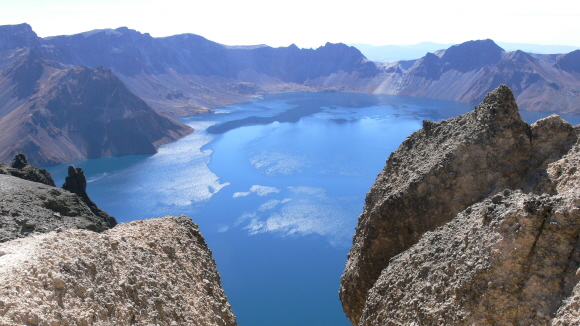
(1, 0, 579, 48)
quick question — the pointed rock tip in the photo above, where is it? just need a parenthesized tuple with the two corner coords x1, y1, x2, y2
(471, 85, 525, 125)
(484, 84, 515, 102)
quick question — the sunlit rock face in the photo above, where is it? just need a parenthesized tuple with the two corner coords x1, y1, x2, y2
(0, 215, 237, 326)
(341, 85, 580, 325)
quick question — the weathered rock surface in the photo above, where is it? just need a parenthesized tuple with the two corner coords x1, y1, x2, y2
(341, 85, 580, 325)
(0, 173, 116, 243)
(0, 215, 237, 326)
(0, 155, 116, 242)
(0, 153, 55, 186)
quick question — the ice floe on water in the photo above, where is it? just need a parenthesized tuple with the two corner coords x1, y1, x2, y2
(249, 149, 310, 176)
(230, 186, 353, 247)
(232, 185, 281, 198)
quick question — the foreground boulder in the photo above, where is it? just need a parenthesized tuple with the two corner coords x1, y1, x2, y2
(341, 85, 580, 325)
(0, 215, 237, 326)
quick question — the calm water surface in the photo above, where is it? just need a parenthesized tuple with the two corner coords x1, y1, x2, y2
(46, 92, 580, 326)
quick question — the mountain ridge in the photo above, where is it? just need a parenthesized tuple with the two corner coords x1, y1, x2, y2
(0, 47, 193, 166)
(1, 24, 580, 166)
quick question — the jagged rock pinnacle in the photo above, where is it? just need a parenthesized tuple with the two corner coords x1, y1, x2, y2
(62, 165, 88, 199)
(10, 152, 28, 169)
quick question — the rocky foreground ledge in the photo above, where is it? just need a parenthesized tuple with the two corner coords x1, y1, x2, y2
(341, 84, 580, 325)
(0, 215, 237, 326)
(0, 155, 236, 325)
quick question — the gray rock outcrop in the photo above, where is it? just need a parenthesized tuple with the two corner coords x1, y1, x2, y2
(0, 215, 237, 326)
(62, 165, 117, 228)
(341, 85, 580, 325)
(0, 155, 116, 243)
(0, 153, 55, 186)
(0, 174, 115, 243)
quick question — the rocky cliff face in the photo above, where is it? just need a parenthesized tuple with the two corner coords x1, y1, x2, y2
(39, 26, 378, 116)
(341, 85, 580, 325)
(2, 24, 579, 117)
(0, 215, 237, 326)
(0, 48, 193, 166)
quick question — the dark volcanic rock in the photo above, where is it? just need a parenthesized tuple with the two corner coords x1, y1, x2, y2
(0, 153, 55, 186)
(0, 155, 116, 242)
(0, 174, 116, 243)
(11, 152, 28, 169)
(62, 165, 117, 228)
(340, 85, 579, 324)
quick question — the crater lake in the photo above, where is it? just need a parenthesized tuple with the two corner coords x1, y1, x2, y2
(46, 92, 580, 326)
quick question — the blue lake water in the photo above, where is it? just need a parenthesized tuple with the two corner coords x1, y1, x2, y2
(45, 92, 580, 326)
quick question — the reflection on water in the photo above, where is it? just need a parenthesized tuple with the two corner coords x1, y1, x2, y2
(46, 92, 580, 326)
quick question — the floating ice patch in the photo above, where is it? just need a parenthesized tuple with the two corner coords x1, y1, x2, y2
(257, 198, 291, 212)
(249, 150, 309, 176)
(233, 185, 280, 198)
(233, 191, 251, 198)
(236, 186, 353, 247)
(108, 120, 230, 212)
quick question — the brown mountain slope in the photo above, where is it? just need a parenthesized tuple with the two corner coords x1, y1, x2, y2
(0, 49, 193, 166)
(2, 25, 579, 115)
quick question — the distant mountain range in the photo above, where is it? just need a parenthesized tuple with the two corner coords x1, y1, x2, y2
(1, 23, 579, 165)
(350, 42, 580, 62)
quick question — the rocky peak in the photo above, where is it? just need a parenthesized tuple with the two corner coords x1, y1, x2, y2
(340, 85, 578, 324)
(473, 84, 522, 123)
(62, 165, 89, 200)
(62, 165, 117, 229)
(555, 50, 580, 73)
(0, 23, 39, 50)
(441, 39, 504, 72)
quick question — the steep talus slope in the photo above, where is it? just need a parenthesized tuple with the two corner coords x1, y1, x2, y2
(0, 154, 116, 243)
(0, 215, 237, 326)
(0, 48, 193, 166)
(341, 85, 580, 325)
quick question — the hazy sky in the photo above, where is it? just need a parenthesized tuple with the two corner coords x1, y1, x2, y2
(2, 0, 579, 48)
